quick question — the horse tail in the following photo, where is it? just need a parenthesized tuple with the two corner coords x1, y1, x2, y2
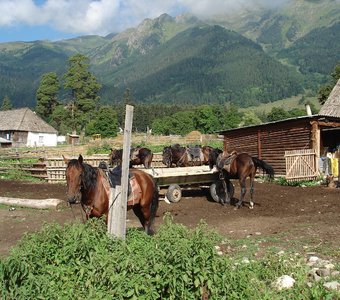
(252, 157, 275, 180)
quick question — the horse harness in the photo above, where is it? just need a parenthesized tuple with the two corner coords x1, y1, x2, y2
(101, 168, 142, 206)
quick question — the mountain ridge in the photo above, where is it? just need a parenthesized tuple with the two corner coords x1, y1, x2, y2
(0, 0, 339, 108)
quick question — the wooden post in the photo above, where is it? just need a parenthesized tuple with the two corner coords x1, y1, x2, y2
(311, 121, 320, 175)
(107, 105, 134, 239)
(257, 129, 262, 159)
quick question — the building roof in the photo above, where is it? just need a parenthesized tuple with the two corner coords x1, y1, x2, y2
(319, 78, 340, 118)
(0, 137, 12, 144)
(218, 114, 340, 134)
(0, 108, 57, 134)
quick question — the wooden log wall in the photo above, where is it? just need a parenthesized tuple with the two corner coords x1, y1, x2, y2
(223, 119, 313, 176)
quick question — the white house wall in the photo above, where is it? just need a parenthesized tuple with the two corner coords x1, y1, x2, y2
(27, 132, 57, 147)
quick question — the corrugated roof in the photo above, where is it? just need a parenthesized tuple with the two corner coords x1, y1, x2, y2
(319, 78, 340, 118)
(0, 108, 57, 134)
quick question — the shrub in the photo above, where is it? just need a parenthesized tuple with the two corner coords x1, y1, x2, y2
(0, 216, 338, 299)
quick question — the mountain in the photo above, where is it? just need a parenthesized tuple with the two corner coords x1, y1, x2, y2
(98, 25, 303, 106)
(278, 22, 340, 75)
(0, 0, 339, 108)
(211, 0, 340, 54)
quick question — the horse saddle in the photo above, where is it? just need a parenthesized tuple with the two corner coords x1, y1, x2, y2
(217, 151, 238, 173)
(103, 166, 142, 206)
(187, 146, 203, 160)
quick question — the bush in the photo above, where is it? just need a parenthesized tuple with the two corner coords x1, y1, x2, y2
(0, 216, 337, 299)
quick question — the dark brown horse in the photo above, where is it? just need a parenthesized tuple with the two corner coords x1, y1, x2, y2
(212, 151, 274, 209)
(64, 155, 159, 235)
(201, 146, 222, 168)
(109, 147, 153, 169)
(162, 144, 208, 167)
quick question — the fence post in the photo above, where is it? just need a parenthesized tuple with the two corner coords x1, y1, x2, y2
(107, 105, 134, 239)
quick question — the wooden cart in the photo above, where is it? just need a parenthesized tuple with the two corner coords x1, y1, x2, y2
(142, 165, 234, 203)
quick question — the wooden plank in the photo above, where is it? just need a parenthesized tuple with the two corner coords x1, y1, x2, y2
(108, 105, 133, 239)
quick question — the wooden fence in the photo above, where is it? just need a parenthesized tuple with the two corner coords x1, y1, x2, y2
(285, 149, 318, 181)
(46, 153, 165, 183)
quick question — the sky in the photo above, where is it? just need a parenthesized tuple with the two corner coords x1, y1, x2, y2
(0, 0, 290, 43)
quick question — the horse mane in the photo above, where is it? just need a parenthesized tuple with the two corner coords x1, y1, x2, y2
(82, 163, 98, 190)
(68, 159, 98, 190)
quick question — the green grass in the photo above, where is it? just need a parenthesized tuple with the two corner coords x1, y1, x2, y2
(239, 94, 320, 115)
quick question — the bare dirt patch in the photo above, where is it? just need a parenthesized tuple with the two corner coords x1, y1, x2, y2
(0, 179, 339, 258)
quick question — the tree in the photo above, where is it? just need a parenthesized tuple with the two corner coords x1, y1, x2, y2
(63, 54, 102, 131)
(85, 106, 119, 138)
(221, 105, 243, 129)
(1, 96, 12, 111)
(318, 61, 340, 105)
(194, 105, 221, 133)
(49, 105, 73, 135)
(239, 111, 262, 127)
(36, 72, 60, 120)
(267, 107, 290, 122)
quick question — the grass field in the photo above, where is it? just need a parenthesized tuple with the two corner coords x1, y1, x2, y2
(240, 94, 321, 114)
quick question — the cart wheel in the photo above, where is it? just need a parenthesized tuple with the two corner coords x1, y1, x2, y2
(210, 180, 234, 202)
(166, 184, 182, 203)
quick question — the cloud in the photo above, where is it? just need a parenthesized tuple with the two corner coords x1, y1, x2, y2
(0, 0, 330, 37)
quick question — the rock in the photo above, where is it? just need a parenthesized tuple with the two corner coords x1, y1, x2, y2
(323, 281, 340, 291)
(316, 268, 331, 277)
(272, 275, 295, 291)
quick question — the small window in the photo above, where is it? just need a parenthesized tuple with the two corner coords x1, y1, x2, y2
(39, 136, 44, 143)
(6, 133, 11, 140)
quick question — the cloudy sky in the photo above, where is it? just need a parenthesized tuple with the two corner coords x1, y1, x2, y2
(0, 0, 289, 43)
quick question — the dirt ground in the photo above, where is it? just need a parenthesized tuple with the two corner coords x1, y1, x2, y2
(0, 178, 339, 258)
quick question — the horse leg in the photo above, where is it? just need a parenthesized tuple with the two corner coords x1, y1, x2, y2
(249, 175, 255, 209)
(236, 178, 246, 209)
(133, 205, 154, 235)
(219, 172, 230, 205)
(132, 205, 146, 228)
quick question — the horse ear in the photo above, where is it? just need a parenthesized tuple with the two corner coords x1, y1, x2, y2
(62, 155, 69, 164)
(78, 154, 83, 164)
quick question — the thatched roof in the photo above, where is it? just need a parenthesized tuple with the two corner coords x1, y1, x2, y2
(0, 108, 57, 134)
(0, 137, 11, 144)
(319, 79, 340, 118)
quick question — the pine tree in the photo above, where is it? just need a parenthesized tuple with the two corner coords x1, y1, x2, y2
(63, 54, 102, 131)
(1, 96, 12, 111)
(36, 72, 60, 120)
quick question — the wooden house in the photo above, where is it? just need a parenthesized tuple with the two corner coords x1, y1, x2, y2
(0, 137, 12, 148)
(0, 108, 58, 148)
(219, 79, 340, 179)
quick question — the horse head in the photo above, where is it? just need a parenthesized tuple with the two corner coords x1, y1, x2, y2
(64, 154, 84, 204)
(208, 148, 223, 169)
(109, 148, 122, 166)
(162, 146, 172, 167)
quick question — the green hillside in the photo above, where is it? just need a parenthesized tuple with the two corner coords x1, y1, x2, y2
(99, 25, 304, 106)
(279, 22, 340, 75)
(0, 42, 69, 107)
(214, 0, 340, 53)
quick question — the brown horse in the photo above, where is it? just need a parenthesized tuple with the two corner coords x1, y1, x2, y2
(201, 146, 222, 168)
(162, 144, 208, 167)
(213, 151, 274, 209)
(109, 147, 153, 169)
(64, 155, 159, 235)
